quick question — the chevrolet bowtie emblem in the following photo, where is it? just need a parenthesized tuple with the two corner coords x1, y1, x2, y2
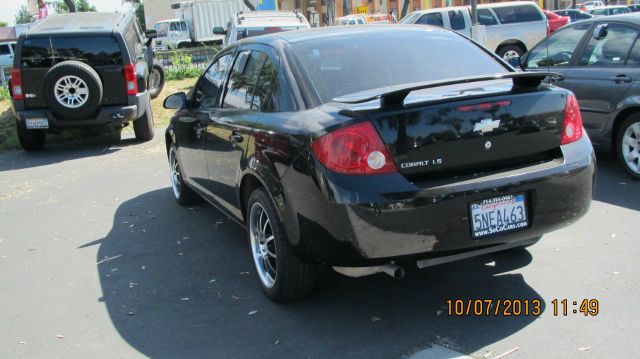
(473, 119, 500, 133)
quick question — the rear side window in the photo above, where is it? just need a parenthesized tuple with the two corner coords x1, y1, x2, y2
(20, 38, 53, 68)
(493, 5, 544, 24)
(125, 23, 143, 59)
(223, 50, 267, 110)
(253, 56, 278, 112)
(0, 44, 10, 55)
(416, 13, 444, 27)
(51, 37, 123, 66)
(477, 9, 498, 26)
(448, 10, 466, 31)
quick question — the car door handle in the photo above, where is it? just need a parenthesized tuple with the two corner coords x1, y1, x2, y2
(229, 132, 244, 144)
(612, 74, 632, 84)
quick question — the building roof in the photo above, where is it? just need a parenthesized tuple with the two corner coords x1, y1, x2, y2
(25, 12, 129, 36)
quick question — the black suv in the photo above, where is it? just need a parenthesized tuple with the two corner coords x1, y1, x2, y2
(9, 12, 158, 150)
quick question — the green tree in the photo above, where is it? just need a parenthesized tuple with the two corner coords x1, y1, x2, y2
(0, 21, 8, 27)
(15, 5, 34, 24)
(55, 0, 97, 13)
(124, 0, 146, 30)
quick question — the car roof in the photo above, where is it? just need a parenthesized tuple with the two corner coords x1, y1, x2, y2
(24, 12, 129, 37)
(247, 25, 451, 46)
(577, 12, 640, 23)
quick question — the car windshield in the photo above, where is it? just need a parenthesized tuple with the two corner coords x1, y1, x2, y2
(155, 22, 169, 37)
(290, 29, 507, 103)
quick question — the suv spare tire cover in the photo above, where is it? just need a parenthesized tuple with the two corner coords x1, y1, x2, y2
(43, 60, 104, 119)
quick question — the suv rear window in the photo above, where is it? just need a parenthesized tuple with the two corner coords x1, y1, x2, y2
(492, 5, 543, 24)
(21, 36, 122, 68)
(291, 30, 507, 103)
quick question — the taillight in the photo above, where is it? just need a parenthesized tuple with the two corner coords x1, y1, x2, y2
(311, 121, 397, 175)
(11, 68, 24, 100)
(561, 94, 583, 145)
(124, 63, 138, 95)
(456, 100, 511, 112)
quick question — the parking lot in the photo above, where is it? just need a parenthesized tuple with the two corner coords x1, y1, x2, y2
(0, 134, 638, 358)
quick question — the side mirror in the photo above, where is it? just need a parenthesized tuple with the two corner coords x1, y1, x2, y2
(164, 92, 188, 109)
(145, 30, 158, 39)
(593, 24, 608, 40)
(213, 27, 226, 35)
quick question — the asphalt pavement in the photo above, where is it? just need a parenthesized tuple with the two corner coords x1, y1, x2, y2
(0, 133, 638, 358)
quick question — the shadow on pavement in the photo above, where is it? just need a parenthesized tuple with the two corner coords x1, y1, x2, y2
(88, 188, 544, 358)
(0, 135, 143, 172)
(592, 153, 640, 211)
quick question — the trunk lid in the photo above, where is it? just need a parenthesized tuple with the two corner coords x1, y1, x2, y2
(341, 80, 567, 179)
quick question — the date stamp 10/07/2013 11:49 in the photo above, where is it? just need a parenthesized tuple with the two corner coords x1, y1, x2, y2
(446, 299, 600, 317)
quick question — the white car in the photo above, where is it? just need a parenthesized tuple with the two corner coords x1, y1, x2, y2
(580, 1, 605, 10)
(216, 11, 310, 47)
(400, 1, 548, 60)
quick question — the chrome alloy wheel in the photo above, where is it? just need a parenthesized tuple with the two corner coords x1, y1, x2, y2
(170, 148, 182, 199)
(622, 121, 640, 175)
(150, 67, 162, 91)
(249, 202, 277, 288)
(54, 75, 89, 108)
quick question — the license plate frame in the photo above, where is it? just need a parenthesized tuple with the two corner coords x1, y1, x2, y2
(25, 117, 49, 130)
(469, 193, 528, 239)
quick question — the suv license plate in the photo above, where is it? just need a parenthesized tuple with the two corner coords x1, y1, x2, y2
(25, 118, 49, 129)
(470, 193, 528, 238)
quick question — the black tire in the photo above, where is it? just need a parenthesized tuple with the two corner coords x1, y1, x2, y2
(616, 115, 640, 179)
(169, 144, 201, 205)
(133, 97, 154, 141)
(43, 60, 103, 119)
(247, 187, 318, 301)
(148, 64, 165, 99)
(497, 44, 524, 61)
(16, 120, 45, 151)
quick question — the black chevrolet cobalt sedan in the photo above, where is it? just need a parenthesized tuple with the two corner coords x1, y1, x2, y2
(163, 25, 595, 301)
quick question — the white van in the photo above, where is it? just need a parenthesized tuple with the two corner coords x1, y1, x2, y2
(216, 11, 310, 47)
(400, 1, 548, 60)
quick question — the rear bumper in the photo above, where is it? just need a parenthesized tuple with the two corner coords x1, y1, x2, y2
(12, 91, 149, 130)
(280, 135, 595, 266)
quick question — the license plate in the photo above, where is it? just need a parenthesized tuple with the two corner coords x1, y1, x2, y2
(25, 118, 49, 129)
(470, 193, 528, 238)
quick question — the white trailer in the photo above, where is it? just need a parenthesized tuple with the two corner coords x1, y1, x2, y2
(154, 0, 248, 50)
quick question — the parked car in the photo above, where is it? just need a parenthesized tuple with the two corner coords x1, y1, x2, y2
(153, 0, 248, 50)
(577, 1, 605, 10)
(0, 41, 16, 68)
(553, 9, 594, 21)
(335, 14, 367, 25)
(544, 10, 571, 32)
(588, 5, 631, 16)
(163, 25, 594, 301)
(628, 4, 640, 12)
(518, 13, 640, 178)
(214, 11, 310, 47)
(400, 1, 548, 59)
(9, 12, 157, 150)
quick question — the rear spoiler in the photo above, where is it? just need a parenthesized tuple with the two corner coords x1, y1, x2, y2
(332, 72, 559, 108)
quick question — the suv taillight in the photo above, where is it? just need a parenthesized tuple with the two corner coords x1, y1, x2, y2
(124, 64, 138, 95)
(561, 94, 583, 145)
(11, 68, 24, 100)
(311, 121, 397, 175)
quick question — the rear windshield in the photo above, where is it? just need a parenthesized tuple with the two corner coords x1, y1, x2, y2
(290, 29, 507, 103)
(21, 36, 122, 68)
(238, 26, 301, 39)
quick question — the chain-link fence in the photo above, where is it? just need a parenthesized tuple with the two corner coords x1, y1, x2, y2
(153, 46, 220, 72)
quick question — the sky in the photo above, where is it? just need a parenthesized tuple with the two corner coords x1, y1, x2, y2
(1, 0, 131, 26)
